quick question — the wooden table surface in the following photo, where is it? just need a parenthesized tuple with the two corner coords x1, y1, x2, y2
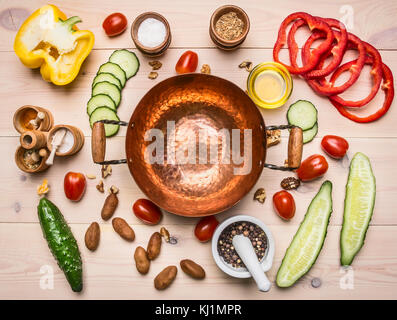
(1, 0, 396, 300)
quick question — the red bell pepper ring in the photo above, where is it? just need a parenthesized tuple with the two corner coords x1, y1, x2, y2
(305, 32, 366, 96)
(290, 17, 347, 79)
(273, 12, 334, 75)
(330, 61, 394, 123)
(328, 42, 383, 108)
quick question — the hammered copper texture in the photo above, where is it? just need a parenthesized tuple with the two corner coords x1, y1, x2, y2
(126, 74, 266, 217)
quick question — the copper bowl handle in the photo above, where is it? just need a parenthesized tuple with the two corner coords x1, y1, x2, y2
(91, 120, 129, 165)
(264, 125, 303, 171)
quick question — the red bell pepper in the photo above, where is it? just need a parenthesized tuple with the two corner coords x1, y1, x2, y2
(330, 62, 394, 123)
(273, 12, 334, 75)
(328, 42, 383, 108)
(305, 32, 366, 96)
(290, 17, 347, 79)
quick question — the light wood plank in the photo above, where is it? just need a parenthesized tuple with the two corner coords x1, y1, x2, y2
(0, 223, 395, 300)
(2, 48, 397, 137)
(1, 136, 396, 226)
(1, 0, 397, 51)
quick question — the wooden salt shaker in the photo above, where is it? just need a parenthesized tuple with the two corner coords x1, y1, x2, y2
(47, 125, 85, 156)
(20, 130, 48, 150)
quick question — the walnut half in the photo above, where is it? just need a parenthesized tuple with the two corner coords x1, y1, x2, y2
(253, 188, 266, 204)
(266, 129, 281, 147)
(281, 177, 300, 190)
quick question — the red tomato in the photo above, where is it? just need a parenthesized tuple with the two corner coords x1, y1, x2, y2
(133, 199, 162, 225)
(321, 135, 349, 159)
(102, 13, 127, 37)
(273, 190, 295, 220)
(64, 172, 86, 201)
(194, 216, 219, 242)
(297, 154, 329, 182)
(175, 50, 198, 74)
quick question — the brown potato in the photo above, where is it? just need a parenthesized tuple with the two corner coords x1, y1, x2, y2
(101, 193, 118, 221)
(85, 222, 100, 251)
(147, 232, 162, 260)
(134, 246, 150, 274)
(154, 266, 177, 290)
(180, 259, 206, 279)
(112, 217, 135, 241)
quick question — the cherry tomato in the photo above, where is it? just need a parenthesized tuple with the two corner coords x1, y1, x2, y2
(321, 135, 349, 159)
(102, 13, 127, 37)
(175, 50, 198, 74)
(297, 154, 329, 182)
(133, 199, 162, 225)
(64, 172, 86, 201)
(194, 216, 219, 242)
(273, 190, 295, 220)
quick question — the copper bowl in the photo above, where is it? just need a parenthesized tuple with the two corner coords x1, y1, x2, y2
(92, 74, 302, 217)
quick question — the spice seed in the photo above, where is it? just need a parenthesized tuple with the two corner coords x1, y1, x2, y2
(215, 11, 244, 41)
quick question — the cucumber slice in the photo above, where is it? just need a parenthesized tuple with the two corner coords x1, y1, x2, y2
(303, 123, 318, 144)
(89, 107, 120, 137)
(109, 49, 140, 79)
(92, 82, 121, 108)
(276, 181, 333, 287)
(87, 94, 116, 116)
(340, 152, 376, 266)
(97, 62, 126, 88)
(92, 72, 122, 90)
(287, 100, 318, 131)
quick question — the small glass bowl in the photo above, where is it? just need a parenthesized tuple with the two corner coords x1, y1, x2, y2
(247, 62, 293, 109)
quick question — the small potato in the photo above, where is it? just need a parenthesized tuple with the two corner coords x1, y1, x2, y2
(154, 266, 177, 290)
(85, 222, 100, 251)
(147, 232, 162, 260)
(134, 246, 150, 274)
(180, 259, 206, 279)
(101, 193, 118, 221)
(112, 217, 135, 241)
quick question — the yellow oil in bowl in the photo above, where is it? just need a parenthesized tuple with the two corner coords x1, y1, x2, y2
(247, 62, 293, 109)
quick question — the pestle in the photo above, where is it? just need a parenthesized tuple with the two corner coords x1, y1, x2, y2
(232, 234, 271, 292)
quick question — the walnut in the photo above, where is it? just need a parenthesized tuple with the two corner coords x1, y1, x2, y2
(96, 180, 104, 193)
(200, 64, 211, 74)
(266, 129, 281, 147)
(160, 227, 170, 243)
(109, 185, 119, 194)
(148, 71, 158, 80)
(253, 188, 266, 204)
(238, 60, 253, 72)
(101, 165, 112, 179)
(281, 177, 300, 190)
(149, 60, 162, 70)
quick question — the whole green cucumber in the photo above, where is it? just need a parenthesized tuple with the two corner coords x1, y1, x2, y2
(38, 197, 83, 292)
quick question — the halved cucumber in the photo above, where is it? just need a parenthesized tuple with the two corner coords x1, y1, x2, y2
(92, 82, 121, 108)
(92, 72, 122, 90)
(303, 123, 318, 144)
(287, 100, 318, 131)
(89, 107, 120, 137)
(340, 152, 376, 266)
(97, 62, 126, 88)
(109, 49, 140, 79)
(87, 94, 116, 116)
(276, 181, 333, 288)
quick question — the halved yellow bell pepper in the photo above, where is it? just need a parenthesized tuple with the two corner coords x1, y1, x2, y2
(14, 5, 94, 85)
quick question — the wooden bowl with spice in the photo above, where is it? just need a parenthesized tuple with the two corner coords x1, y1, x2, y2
(210, 5, 250, 50)
(131, 12, 171, 57)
